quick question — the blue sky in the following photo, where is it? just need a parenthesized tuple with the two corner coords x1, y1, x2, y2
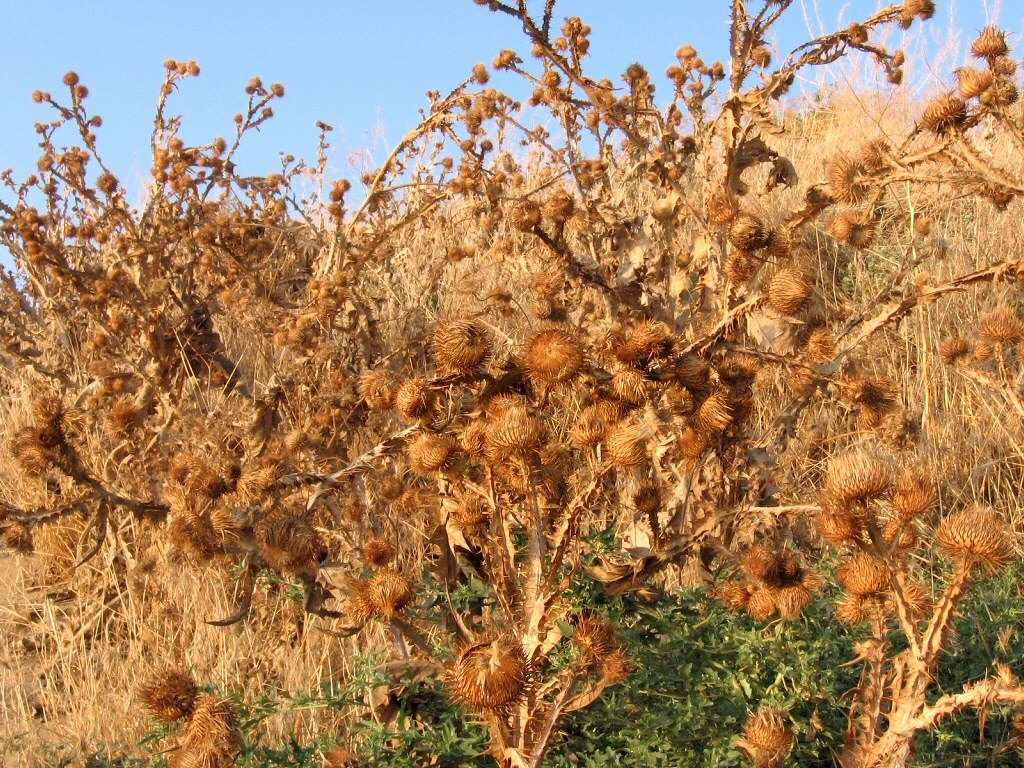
(0, 1, 1010, 199)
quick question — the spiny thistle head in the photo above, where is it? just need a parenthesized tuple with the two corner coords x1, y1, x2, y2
(521, 326, 584, 389)
(766, 265, 812, 316)
(978, 305, 1024, 345)
(746, 586, 780, 621)
(806, 329, 836, 362)
(363, 537, 396, 567)
(825, 450, 893, 504)
(358, 369, 396, 411)
(956, 67, 994, 99)
(408, 431, 459, 474)
(971, 26, 1010, 61)
(741, 706, 793, 760)
(484, 404, 545, 461)
(256, 513, 323, 574)
(604, 420, 647, 467)
(393, 378, 435, 422)
(696, 389, 733, 434)
(367, 568, 415, 617)
(432, 318, 491, 375)
(826, 154, 869, 204)
(611, 366, 656, 406)
(728, 212, 772, 251)
(891, 467, 937, 517)
(573, 613, 619, 661)
(829, 210, 876, 249)
(451, 494, 489, 534)
(138, 669, 199, 723)
(936, 505, 1014, 573)
(705, 187, 738, 224)
(837, 553, 890, 596)
(816, 493, 862, 544)
(178, 694, 243, 767)
(920, 93, 968, 135)
(940, 336, 972, 365)
(447, 636, 531, 710)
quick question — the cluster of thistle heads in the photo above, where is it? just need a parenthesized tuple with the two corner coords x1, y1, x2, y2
(138, 670, 242, 768)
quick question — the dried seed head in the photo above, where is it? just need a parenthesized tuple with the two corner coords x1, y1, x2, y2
(664, 383, 696, 416)
(363, 538, 396, 567)
(604, 420, 647, 467)
(138, 669, 199, 723)
(679, 427, 709, 467)
(743, 707, 793, 757)
(837, 553, 889, 596)
(991, 55, 1017, 77)
(830, 211, 876, 249)
(936, 505, 1014, 573)
(971, 26, 1009, 61)
(180, 695, 242, 766)
(612, 367, 656, 406)
(510, 200, 543, 232)
(356, 370, 395, 411)
(717, 580, 752, 611)
(891, 467, 937, 517)
(825, 450, 893, 503)
(485, 405, 545, 460)
(521, 326, 585, 388)
(826, 154, 870, 204)
(741, 545, 783, 584)
(368, 569, 415, 617)
(883, 517, 918, 549)
(696, 389, 733, 434)
(956, 67, 995, 99)
(705, 188, 738, 225)
(728, 212, 772, 251)
(816, 494, 862, 544)
(674, 355, 711, 389)
(571, 405, 608, 447)
(432, 319, 491, 375)
(777, 585, 813, 619)
(806, 329, 835, 362)
(768, 227, 792, 260)
(451, 494, 489, 534)
(408, 432, 459, 474)
(543, 190, 576, 224)
(573, 614, 619, 660)
(2, 522, 34, 553)
(393, 378, 435, 422)
(599, 648, 632, 683)
(632, 482, 662, 516)
(461, 419, 490, 456)
(981, 78, 1019, 108)
(747, 587, 780, 621)
(766, 265, 812, 315)
(629, 320, 673, 360)
(940, 336, 972, 365)
(979, 305, 1024, 345)
(724, 250, 759, 286)
(920, 93, 968, 135)
(448, 637, 531, 710)
(257, 513, 323, 573)
(835, 594, 870, 624)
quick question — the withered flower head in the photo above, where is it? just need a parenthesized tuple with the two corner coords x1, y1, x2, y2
(611, 367, 655, 406)
(979, 305, 1024, 345)
(604, 420, 647, 467)
(829, 210, 876, 249)
(891, 467, 937, 517)
(717, 580, 752, 611)
(728, 212, 772, 251)
(696, 389, 733, 434)
(826, 154, 870, 205)
(837, 553, 890, 596)
(766, 264, 812, 316)
(940, 336, 972, 365)
(432, 319, 491, 375)
(408, 431, 459, 474)
(741, 706, 793, 760)
(358, 369, 397, 411)
(484, 405, 545, 461)
(393, 378, 435, 422)
(178, 694, 243, 767)
(746, 586, 780, 621)
(971, 26, 1010, 61)
(825, 450, 893, 504)
(936, 505, 1014, 573)
(521, 326, 585, 389)
(138, 669, 199, 723)
(447, 636, 531, 710)
(573, 613, 619, 661)
(363, 537, 396, 567)
(920, 93, 968, 135)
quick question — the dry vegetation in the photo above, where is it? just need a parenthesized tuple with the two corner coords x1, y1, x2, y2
(2, 1, 1024, 766)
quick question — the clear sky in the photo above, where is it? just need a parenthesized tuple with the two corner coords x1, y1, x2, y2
(0, 1, 1010, 199)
